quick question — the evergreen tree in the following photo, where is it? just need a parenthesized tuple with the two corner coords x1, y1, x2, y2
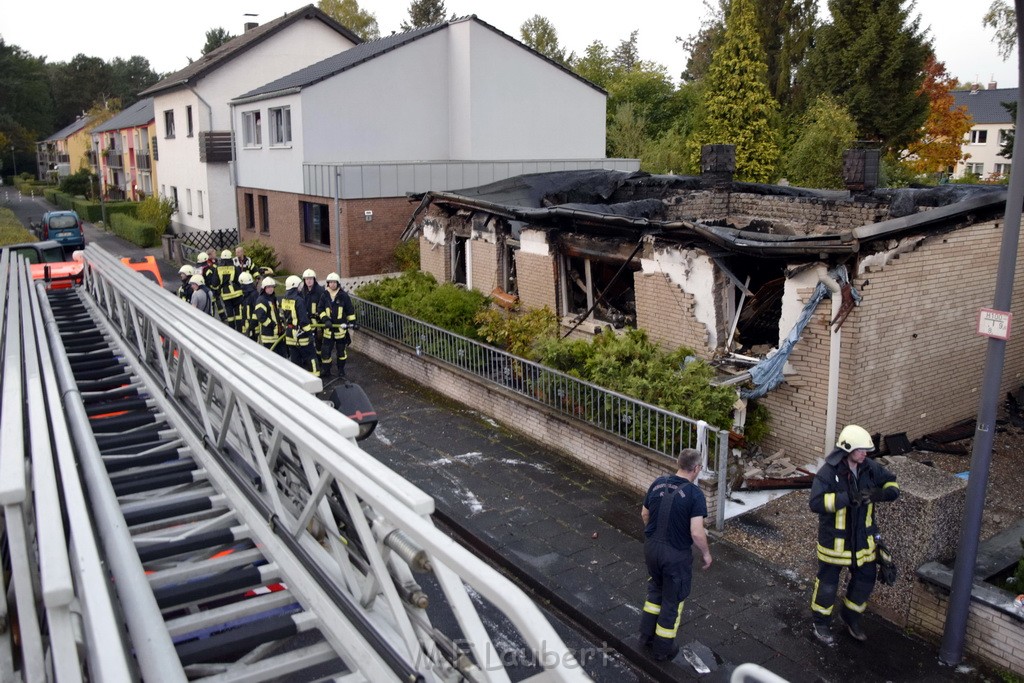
(0, 40, 54, 171)
(520, 15, 569, 65)
(318, 0, 379, 41)
(687, 0, 780, 182)
(401, 0, 447, 30)
(202, 28, 236, 55)
(608, 102, 648, 159)
(47, 54, 113, 129)
(798, 0, 930, 153)
(785, 95, 857, 188)
(109, 56, 159, 108)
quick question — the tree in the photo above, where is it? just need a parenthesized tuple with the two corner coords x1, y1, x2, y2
(202, 28, 236, 55)
(109, 56, 159, 108)
(1000, 101, 1016, 158)
(798, 0, 930, 153)
(678, 1, 726, 83)
(318, 0, 379, 41)
(611, 30, 641, 72)
(983, 0, 1016, 60)
(0, 39, 54, 165)
(401, 0, 447, 30)
(608, 102, 648, 158)
(520, 15, 569, 65)
(785, 95, 858, 188)
(687, 0, 780, 182)
(47, 54, 113, 129)
(904, 54, 973, 175)
(573, 41, 614, 88)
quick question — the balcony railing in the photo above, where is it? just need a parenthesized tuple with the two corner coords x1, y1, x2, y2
(199, 131, 233, 163)
(103, 150, 123, 168)
(136, 152, 151, 170)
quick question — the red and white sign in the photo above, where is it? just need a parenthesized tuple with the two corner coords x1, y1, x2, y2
(978, 308, 1013, 340)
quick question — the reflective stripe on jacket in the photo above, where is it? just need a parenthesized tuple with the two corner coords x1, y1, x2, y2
(318, 288, 356, 339)
(254, 293, 282, 346)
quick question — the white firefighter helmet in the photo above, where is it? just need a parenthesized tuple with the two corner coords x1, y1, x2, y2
(220, 249, 233, 260)
(196, 252, 209, 263)
(836, 424, 875, 453)
(260, 277, 277, 289)
(302, 268, 317, 279)
(285, 275, 302, 290)
(326, 272, 341, 284)
(188, 273, 205, 286)
(238, 271, 254, 285)
(178, 265, 195, 276)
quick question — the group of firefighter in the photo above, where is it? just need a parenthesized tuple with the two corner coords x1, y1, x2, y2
(175, 247, 356, 379)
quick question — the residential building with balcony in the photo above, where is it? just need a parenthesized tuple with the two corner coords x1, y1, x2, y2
(138, 4, 360, 233)
(91, 98, 156, 201)
(35, 114, 96, 181)
(952, 83, 1018, 180)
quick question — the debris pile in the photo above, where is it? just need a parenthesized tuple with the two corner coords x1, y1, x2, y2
(731, 449, 814, 491)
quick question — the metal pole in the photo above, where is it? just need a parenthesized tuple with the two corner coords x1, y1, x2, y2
(939, 2, 1024, 664)
(11, 146, 17, 177)
(334, 167, 342, 275)
(716, 429, 728, 531)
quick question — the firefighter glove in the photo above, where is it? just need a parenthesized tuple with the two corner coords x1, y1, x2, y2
(866, 487, 887, 502)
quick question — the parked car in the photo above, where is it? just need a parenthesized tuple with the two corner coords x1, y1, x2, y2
(1, 239, 68, 264)
(31, 210, 85, 252)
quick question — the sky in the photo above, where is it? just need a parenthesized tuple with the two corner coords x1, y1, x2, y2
(3, 0, 1018, 89)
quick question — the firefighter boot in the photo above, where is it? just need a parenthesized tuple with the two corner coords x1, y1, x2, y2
(651, 636, 679, 662)
(638, 611, 658, 649)
(840, 605, 867, 642)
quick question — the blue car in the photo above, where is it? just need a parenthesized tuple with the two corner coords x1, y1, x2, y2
(35, 210, 85, 252)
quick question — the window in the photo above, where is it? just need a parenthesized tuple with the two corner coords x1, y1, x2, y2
(242, 110, 262, 147)
(186, 189, 193, 215)
(244, 193, 255, 230)
(995, 163, 1012, 176)
(186, 105, 194, 137)
(259, 195, 270, 233)
(969, 129, 988, 144)
(300, 201, 330, 246)
(170, 186, 179, 210)
(999, 129, 1012, 145)
(966, 162, 985, 176)
(197, 190, 204, 218)
(452, 236, 468, 286)
(161, 184, 166, 198)
(164, 110, 175, 139)
(559, 253, 638, 327)
(269, 107, 292, 146)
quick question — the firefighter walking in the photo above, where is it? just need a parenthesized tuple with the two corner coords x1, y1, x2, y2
(318, 272, 356, 378)
(281, 275, 319, 376)
(215, 249, 243, 330)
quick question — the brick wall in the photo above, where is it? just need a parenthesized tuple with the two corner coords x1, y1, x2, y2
(354, 329, 721, 522)
(516, 251, 559, 312)
(634, 272, 713, 354)
(419, 235, 449, 282)
(908, 581, 1024, 675)
(470, 240, 498, 295)
(840, 220, 1024, 442)
(236, 187, 416, 277)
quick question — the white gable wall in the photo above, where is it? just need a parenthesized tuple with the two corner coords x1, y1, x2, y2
(234, 93, 306, 194)
(155, 19, 356, 231)
(456, 21, 606, 159)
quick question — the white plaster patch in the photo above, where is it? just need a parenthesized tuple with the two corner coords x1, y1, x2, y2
(423, 221, 446, 246)
(779, 264, 825, 341)
(471, 216, 497, 244)
(519, 229, 550, 256)
(856, 235, 926, 275)
(641, 247, 719, 348)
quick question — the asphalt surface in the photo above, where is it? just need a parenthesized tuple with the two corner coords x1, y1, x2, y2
(3, 190, 998, 682)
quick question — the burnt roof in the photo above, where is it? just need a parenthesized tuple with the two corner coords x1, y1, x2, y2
(140, 5, 361, 97)
(411, 170, 1008, 259)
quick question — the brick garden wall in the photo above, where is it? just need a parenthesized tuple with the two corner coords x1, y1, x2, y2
(909, 582, 1024, 675)
(236, 187, 416, 278)
(353, 330, 720, 523)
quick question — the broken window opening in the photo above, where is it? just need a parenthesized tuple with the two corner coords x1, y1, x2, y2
(723, 258, 787, 354)
(502, 242, 519, 296)
(452, 236, 468, 286)
(560, 254, 637, 328)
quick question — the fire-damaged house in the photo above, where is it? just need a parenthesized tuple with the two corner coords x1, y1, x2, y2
(404, 156, 1019, 465)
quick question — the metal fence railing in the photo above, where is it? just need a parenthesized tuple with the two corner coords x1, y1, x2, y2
(353, 296, 730, 474)
(171, 228, 239, 264)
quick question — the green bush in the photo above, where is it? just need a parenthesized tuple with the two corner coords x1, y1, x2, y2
(393, 239, 420, 271)
(355, 271, 489, 339)
(0, 207, 35, 246)
(59, 169, 94, 198)
(110, 213, 160, 247)
(475, 305, 559, 359)
(136, 196, 176, 234)
(239, 239, 280, 273)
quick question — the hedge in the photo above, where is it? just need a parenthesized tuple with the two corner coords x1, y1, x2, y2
(72, 199, 138, 223)
(110, 213, 160, 247)
(0, 207, 35, 246)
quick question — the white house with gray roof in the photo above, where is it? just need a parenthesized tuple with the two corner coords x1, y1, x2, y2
(139, 4, 360, 234)
(952, 84, 1018, 180)
(228, 15, 635, 278)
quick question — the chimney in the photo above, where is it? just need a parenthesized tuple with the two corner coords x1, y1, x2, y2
(699, 144, 735, 189)
(988, 81, 998, 90)
(244, 21, 258, 32)
(970, 82, 981, 94)
(842, 148, 880, 192)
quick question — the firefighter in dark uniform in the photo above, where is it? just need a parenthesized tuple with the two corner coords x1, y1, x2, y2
(215, 249, 243, 331)
(300, 268, 325, 355)
(318, 272, 356, 377)
(254, 277, 287, 357)
(809, 424, 900, 644)
(237, 271, 259, 341)
(638, 448, 713, 662)
(281, 275, 319, 376)
(177, 265, 195, 303)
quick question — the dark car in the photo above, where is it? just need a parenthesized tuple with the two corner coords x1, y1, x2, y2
(32, 210, 85, 251)
(1, 239, 69, 264)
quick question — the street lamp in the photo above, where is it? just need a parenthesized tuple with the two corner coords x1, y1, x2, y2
(10, 146, 16, 177)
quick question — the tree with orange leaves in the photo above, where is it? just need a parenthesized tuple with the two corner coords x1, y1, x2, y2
(904, 54, 973, 176)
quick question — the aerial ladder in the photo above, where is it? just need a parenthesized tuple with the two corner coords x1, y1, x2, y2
(0, 245, 591, 682)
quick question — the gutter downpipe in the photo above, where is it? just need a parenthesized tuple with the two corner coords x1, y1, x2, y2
(334, 167, 342, 275)
(817, 265, 842, 457)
